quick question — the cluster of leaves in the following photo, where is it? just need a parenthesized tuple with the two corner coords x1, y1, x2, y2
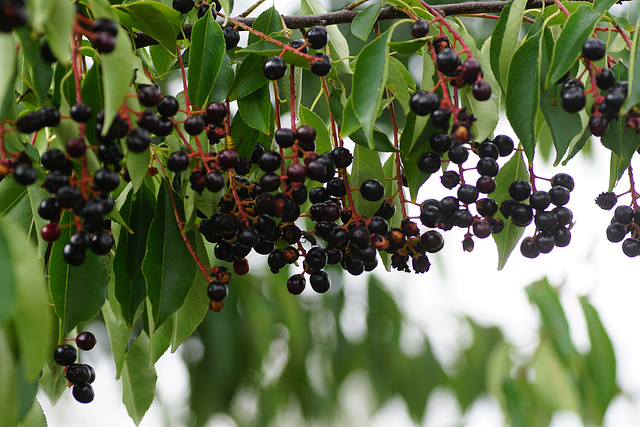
(0, 0, 636, 424)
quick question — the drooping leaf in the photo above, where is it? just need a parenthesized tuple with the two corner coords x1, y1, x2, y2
(230, 113, 272, 160)
(48, 212, 108, 339)
(540, 88, 587, 165)
(102, 30, 136, 136)
(119, 2, 183, 53)
(0, 330, 18, 427)
(352, 30, 392, 147)
(526, 278, 579, 369)
(1, 217, 52, 381)
(490, 0, 527, 90)
(506, 19, 544, 162)
(149, 44, 176, 76)
(622, 18, 640, 113)
(114, 183, 156, 326)
(187, 12, 225, 109)
(227, 54, 268, 101)
(350, 127, 397, 152)
(0, 33, 17, 119)
(43, 0, 74, 65)
(124, 149, 150, 194)
(351, 2, 382, 41)
(237, 84, 273, 135)
(492, 151, 530, 270)
(601, 117, 640, 189)
(210, 53, 234, 102)
(121, 331, 157, 425)
(388, 37, 431, 55)
(142, 181, 197, 329)
(17, 399, 46, 427)
(387, 57, 414, 114)
(545, 6, 600, 87)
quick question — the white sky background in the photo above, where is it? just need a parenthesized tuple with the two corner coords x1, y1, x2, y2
(39, 1, 640, 426)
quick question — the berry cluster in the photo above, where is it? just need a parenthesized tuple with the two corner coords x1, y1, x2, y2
(595, 192, 640, 257)
(498, 174, 575, 258)
(559, 38, 635, 137)
(263, 25, 331, 80)
(52, 332, 98, 404)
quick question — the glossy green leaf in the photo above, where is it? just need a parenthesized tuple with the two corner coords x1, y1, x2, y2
(0, 330, 18, 427)
(120, 2, 182, 53)
(506, 20, 543, 162)
(187, 12, 225, 109)
(230, 113, 271, 160)
(171, 235, 211, 352)
(526, 278, 579, 368)
(0, 33, 16, 119)
(43, 0, 74, 65)
(490, 0, 527, 90)
(236, 39, 311, 69)
(210, 53, 234, 102)
(352, 30, 391, 147)
(340, 95, 361, 138)
(237, 84, 273, 135)
(125, 148, 151, 194)
(608, 150, 629, 191)
(121, 331, 157, 425)
(580, 297, 617, 422)
(49, 212, 108, 339)
(1, 217, 52, 381)
(102, 30, 136, 136)
(350, 127, 397, 152)
(0, 216, 15, 326)
(593, 0, 620, 13)
(18, 400, 46, 427)
(387, 57, 414, 114)
(399, 112, 437, 201)
(351, 2, 382, 41)
(492, 151, 529, 270)
(142, 181, 197, 329)
(219, 0, 233, 22)
(228, 54, 268, 101)
(388, 37, 430, 55)
(248, 7, 283, 44)
(545, 6, 600, 87)
(622, 18, 640, 113)
(147, 299, 172, 367)
(299, 105, 332, 155)
(540, 88, 587, 165)
(350, 145, 385, 217)
(301, 0, 351, 74)
(149, 44, 176, 76)
(601, 117, 640, 189)
(114, 183, 156, 326)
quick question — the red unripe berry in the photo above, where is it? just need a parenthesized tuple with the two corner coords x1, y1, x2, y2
(41, 223, 62, 242)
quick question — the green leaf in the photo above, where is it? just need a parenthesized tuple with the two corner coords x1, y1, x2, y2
(114, 183, 156, 326)
(351, 2, 382, 41)
(593, 0, 620, 13)
(248, 7, 283, 44)
(492, 151, 529, 270)
(0, 330, 18, 427)
(0, 220, 15, 326)
(227, 54, 268, 101)
(237, 84, 273, 135)
(350, 145, 384, 217)
(218, 0, 233, 22)
(388, 37, 430, 55)
(506, 20, 543, 162)
(230, 113, 271, 159)
(545, 6, 600, 88)
(579, 297, 617, 422)
(18, 400, 46, 427)
(526, 278, 579, 369)
(300, 0, 351, 74)
(540, 88, 587, 164)
(601, 117, 640, 188)
(142, 181, 197, 329)
(350, 127, 397, 152)
(49, 212, 108, 339)
(121, 331, 157, 425)
(0, 33, 17, 119)
(299, 105, 332, 155)
(352, 31, 391, 147)
(210, 53, 234, 102)
(387, 57, 413, 114)
(187, 12, 225, 109)
(124, 149, 150, 194)
(102, 30, 136, 136)
(490, 0, 527, 90)
(340, 95, 361, 138)
(120, 2, 182, 53)
(608, 150, 629, 191)
(149, 44, 176, 76)
(43, 0, 74, 65)
(622, 18, 640, 113)
(1, 218, 52, 381)
(532, 342, 580, 411)
(171, 235, 211, 351)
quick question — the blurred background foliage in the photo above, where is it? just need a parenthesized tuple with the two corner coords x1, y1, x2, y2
(180, 266, 617, 427)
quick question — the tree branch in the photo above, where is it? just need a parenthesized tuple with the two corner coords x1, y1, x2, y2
(132, 0, 628, 49)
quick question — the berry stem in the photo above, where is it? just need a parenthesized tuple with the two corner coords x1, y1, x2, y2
(387, 90, 408, 218)
(417, 0, 473, 56)
(552, 0, 570, 17)
(289, 65, 297, 130)
(321, 77, 340, 149)
(627, 165, 639, 210)
(227, 169, 251, 226)
(176, 43, 193, 117)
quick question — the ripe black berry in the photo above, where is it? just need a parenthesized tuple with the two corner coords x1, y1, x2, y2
(429, 133, 453, 153)
(157, 96, 180, 117)
(508, 180, 532, 201)
(622, 238, 640, 257)
(258, 150, 282, 172)
(448, 144, 468, 164)
(289, 39, 308, 54)
(275, 128, 296, 148)
(76, 332, 97, 351)
(306, 26, 328, 49)
(13, 164, 37, 186)
(473, 220, 492, 238)
(90, 231, 114, 255)
(431, 108, 451, 130)
(534, 231, 555, 253)
(614, 205, 634, 224)
(529, 191, 551, 211)
(173, 0, 195, 13)
(461, 58, 482, 85)
(223, 26, 240, 50)
(310, 53, 332, 76)
(309, 270, 331, 293)
(596, 68, 616, 90)
(306, 247, 328, 270)
(457, 184, 479, 203)
(287, 274, 306, 295)
(549, 185, 570, 206)
(73, 383, 95, 404)
(263, 56, 287, 80)
(510, 203, 534, 227)
(410, 91, 440, 116)
(167, 151, 190, 172)
(411, 19, 429, 38)
(296, 125, 316, 144)
(476, 157, 499, 176)
(551, 173, 574, 191)
(582, 38, 606, 61)
(137, 85, 162, 107)
(360, 179, 385, 201)
(472, 80, 491, 101)
(436, 48, 459, 75)
(595, 191, 617, 210)
(93, 32, 116, 54)
(417, 152, 441, 174)
(70, 103, 92, 122)
(331, 147, 353, 168)
(476, 198, 498, 217)
(126, 128, 151, 153)
(520, 237, 540, 258)
(93, 168, 120, 192)
(66, 363, 91, 385)
(207, 282, 228, 301)
(53, 344, 77, 366)
(441, 170, 460, 189)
